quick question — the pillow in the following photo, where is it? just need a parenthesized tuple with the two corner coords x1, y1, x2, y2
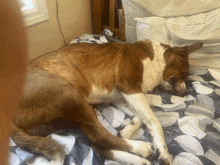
(122, 0, 220, 43)
(135, 17, 172, 45)
(135, 8, 220, 70)
(122, 0, 153, 43)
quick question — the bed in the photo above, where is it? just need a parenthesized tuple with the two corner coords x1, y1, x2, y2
(9, 0, 220, 165)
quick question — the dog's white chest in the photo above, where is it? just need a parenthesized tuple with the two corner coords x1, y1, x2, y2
(141, 42, 166, 93)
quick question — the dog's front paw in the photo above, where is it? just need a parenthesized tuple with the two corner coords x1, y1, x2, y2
(153, 146, 173, 165)
(126, 140, 154, 159)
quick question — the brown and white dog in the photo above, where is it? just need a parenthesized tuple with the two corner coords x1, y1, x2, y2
(11, 40, 203, 165)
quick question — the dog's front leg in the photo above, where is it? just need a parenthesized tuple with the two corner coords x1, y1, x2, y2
(122, 92, 173, 165)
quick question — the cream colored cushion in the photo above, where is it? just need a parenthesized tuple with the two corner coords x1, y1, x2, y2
(122, 0, 220, 43)
(135, 8, 220, 70)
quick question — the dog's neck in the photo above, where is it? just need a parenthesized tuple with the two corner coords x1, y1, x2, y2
(141, 41, 167, 93)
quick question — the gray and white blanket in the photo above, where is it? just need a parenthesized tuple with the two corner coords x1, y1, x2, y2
(9, 34, 220, 165)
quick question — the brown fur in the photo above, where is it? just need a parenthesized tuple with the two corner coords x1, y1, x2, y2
(11, 40, 203, 164)
(37, 42, 154, 95)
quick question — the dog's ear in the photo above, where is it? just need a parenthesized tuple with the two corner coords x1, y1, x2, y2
(185, 42, 203, 54)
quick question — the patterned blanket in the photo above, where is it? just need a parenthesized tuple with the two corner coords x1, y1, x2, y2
(9, 34, 220, 165)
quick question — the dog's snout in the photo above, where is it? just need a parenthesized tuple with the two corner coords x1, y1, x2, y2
(159, 81, 174, 92)
(160, 80, 187, 96)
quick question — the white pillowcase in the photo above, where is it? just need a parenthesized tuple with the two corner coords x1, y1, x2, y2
(135, 17, 171, 44)
(122, 0, 220, 43)
(135, 8, 220, 70)
(122, 0, 153, 43)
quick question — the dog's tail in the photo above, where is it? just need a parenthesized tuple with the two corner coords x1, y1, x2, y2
(11, 123, 65, 164)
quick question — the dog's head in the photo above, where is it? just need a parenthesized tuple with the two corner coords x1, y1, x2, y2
(160, 42, 203, 96)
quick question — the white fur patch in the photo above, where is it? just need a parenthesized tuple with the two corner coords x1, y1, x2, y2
(125, 139, 153, 158)
(110, 150, 152, 165)
(141, 41, 166, 93)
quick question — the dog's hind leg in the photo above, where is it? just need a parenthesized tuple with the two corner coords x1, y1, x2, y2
(95, 148, 152, 165)
(63, 95, 154, 164)
(11, 123, 65, 164)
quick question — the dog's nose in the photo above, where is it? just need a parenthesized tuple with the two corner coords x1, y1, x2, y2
(175, 81, 187, 97)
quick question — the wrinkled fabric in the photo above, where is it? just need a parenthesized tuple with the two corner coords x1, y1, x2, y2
(122, 0, 220, 44)
(135, 8, 220, 71)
